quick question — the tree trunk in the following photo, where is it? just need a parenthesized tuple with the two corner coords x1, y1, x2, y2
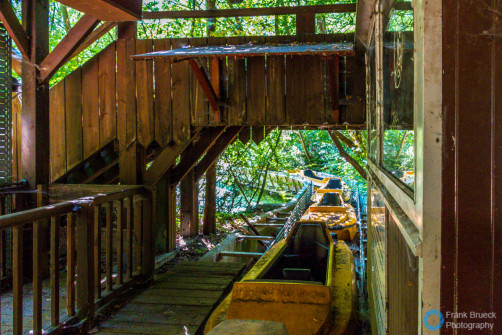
(328, 131, 367, 179)
(297, 131, 311, 162)
(203, 163, 217, 235)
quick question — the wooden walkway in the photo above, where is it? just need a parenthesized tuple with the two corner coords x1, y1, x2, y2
(97, 261, 246, 335)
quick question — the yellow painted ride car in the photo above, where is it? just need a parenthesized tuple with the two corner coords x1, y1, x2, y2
(204, 220, 356, 335)
(305, 192, 358, 241)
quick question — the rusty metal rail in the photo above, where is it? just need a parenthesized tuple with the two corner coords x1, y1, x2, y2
(0, 184, 154, 335)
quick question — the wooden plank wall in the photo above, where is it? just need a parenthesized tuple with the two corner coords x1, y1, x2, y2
(387, 213, 418, 334)
(47, 35, 364, 182)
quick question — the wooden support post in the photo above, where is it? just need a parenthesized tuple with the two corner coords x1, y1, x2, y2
(296, 12, 316, 41)
(75, 203, 95, 323)
(153, 173, 174, 254)
(117, 22, 139, 185)
(202, 163, 217, 235)
(21, 0, 49, 192)
(180, 160, 199, 238)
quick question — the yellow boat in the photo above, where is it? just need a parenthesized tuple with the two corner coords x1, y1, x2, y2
(288, 170, 351, 202)
(204, 220, 357, 335)
(305, 191, 358, 241)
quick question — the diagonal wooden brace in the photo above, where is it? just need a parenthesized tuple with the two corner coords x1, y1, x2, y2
(187, 58, 221, 122)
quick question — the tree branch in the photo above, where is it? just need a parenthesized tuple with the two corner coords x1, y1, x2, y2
(328, 131, 367, 179)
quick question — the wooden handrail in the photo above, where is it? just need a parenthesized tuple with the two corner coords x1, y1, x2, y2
(0, 184, 154, 335)
(0, 186, 149, 229)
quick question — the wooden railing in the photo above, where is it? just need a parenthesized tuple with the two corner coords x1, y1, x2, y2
(0, 184, 153, 335)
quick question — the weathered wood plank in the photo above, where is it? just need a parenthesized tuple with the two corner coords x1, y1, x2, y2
(153, 39, 172, 148)
(12, 225, 23, 335)
(171, 38, 191, 145)
(136, 39, 155, 148)
(94, 206, 102, 299)
(99, 321, 199, 335)
(99, 42, 117, 147)
(226, 36, 246, 125)
(265, 35, 285, 125)
(131, 294, 219, 306)
(140, 289, 222, 299)
(116, 200, 123, 285)
(246, 36, 266, 125)
(105, 203, 113, 292)
(82, 56, 100, 158)
(286, 55, 306, 125)
(108, 311, 207, 326)
(305, 55, 326, 125)
(49, 81, 66, 181)
(67, 213, 76, 316)
(50, 216, 60, 326)
(189, 37, 209, 126)
(252, 126, 264, 144)
(151, 281, 228, 291)
(65, 68, 83, 170)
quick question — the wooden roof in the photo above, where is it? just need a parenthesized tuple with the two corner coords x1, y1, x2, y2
(132, 42, 354, 61)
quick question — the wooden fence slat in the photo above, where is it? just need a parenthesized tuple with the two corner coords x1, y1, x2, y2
(50, 216, 60, 326)
(305, 55, 326, 125)
(286, 55, 306, 125)
(133, 195, 142, 275)
(65, 68, 83, 170)
(82, 56, 100, 158)
(99, 42, 117, 147)
(153, 39, 173, 148)
(226, 36, 246, 125)
(75, 204, 95, 321)
(33, 220, 43, 334)
(49, 81, 66, 181)
(126, 197, 133, 279)
(189, 37, 209, 126)
(105, 203, 113, 292)
(67, 213, 76, 316)
(171, 38, 191, 144)
(266, 56, 285, 125)
(136, 39, 155, 148)
(94, 205, 101, 298)
(246, 36, 266, 125)
(116, 200, 123, 284)
(12, 225, 23, 335)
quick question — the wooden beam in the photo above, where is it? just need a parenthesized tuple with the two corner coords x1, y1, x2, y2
(0, 0, 29, 59)
(57, 0, 142, 21)
(194, 126, 243, 182)
(170, 126, 227, 186)
(143, 127, 203, 186)
(69, 21, 118, 61)
(143, 4, 357, 20)
(188, 59, 220, 114)
(40, 15, 100, 82)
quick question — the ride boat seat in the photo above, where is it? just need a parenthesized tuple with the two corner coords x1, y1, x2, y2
(319, 193, 343, 206)
(282, 268, 311, 281)
(303, 169, 323, 180)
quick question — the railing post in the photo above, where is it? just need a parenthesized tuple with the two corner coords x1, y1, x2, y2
(75, 202, 95, 324)
(141, 194, 154, 279)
